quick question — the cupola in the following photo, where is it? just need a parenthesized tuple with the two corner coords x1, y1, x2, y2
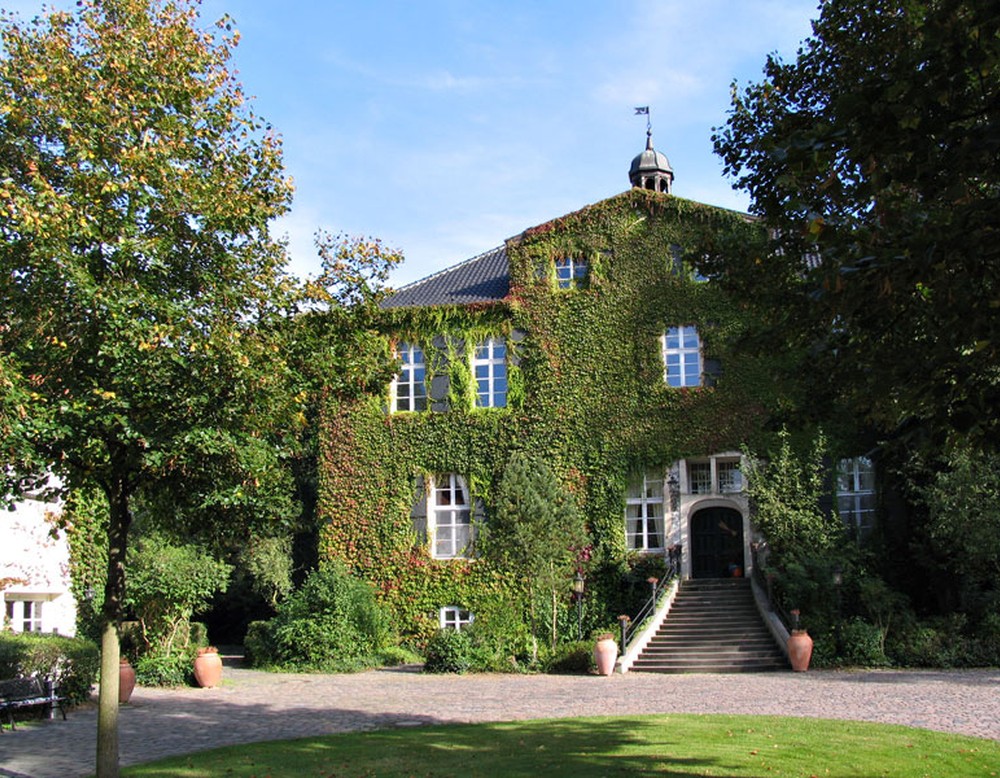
(629, 128, 674, 194)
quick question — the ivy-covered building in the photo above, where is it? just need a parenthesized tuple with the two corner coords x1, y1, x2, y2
(317, 133, 806, 640)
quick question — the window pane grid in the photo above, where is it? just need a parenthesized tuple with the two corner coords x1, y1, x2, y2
(663, 326, 702, 387)
(433, 474, 472, 558)
(394, 343, 427, 412)
(688, 462, 712, 494)
(555, 257, 587, 289)
(837, 457, 875, 532)
(717, 461, 743, 493)
(440, 606, 474, 631)
(473, 338, 507, 408)
(625, 471, 664, 551)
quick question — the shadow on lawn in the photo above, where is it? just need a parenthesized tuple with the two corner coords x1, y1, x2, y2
(121, 715, 766, 778)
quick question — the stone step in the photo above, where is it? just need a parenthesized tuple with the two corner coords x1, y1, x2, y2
(631, 661, 786, 674)
(630, 577, 786, 674)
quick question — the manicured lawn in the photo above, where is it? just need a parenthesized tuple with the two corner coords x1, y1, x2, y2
(121, 714, 1000, 777)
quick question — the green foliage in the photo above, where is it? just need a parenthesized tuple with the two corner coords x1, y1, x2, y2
(60, 485, 109, 642)
(484, 452, 588, 650)
(712, 0, 1000, 447)
(242, 620, 275, 667)
(125, 533, 232, 657)
(422, 629, 473, 674)
(318, 190, 778, 644)
(545, 640, 595, 675)
(839, 619, 890, 668)
(249, 562, 396, 672)
(745, 428, 840, 555)
(0, 631, 99, 705)
(116, 716, 1000, 778)
(239, 534, 294, 609)
(133, 651, 191, 687)
(0, 0, 301, 683)
(919, 446, 1000, 588)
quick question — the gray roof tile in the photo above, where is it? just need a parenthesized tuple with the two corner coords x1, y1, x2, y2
(381, 245, 509, 309)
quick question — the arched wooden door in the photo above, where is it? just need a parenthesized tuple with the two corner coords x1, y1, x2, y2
(691, 507, 744, 579)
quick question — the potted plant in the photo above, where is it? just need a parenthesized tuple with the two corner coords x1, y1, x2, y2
(193, 646, 223, 688)
(786, 609, 813, 672)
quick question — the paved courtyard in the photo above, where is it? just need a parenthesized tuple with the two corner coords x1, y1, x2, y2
(2, 659, 999, 778)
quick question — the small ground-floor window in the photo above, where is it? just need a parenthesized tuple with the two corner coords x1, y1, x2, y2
(4, 598, 44, 632)
(439, 606, 474, 631)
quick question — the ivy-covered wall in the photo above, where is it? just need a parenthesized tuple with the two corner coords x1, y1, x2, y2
(317, 188, 783, 640)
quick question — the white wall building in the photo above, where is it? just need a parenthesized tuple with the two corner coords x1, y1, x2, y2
(1, 494, 78, 636)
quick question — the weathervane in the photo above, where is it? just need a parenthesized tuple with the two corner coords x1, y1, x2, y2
(634, 105, 651, 134)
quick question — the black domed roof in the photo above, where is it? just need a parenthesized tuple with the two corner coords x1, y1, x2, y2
(629, 129, 674, 194)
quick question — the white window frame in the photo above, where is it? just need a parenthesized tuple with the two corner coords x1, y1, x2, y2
(554, 257, 587, 289)
(837, 457, 876, 534)
(392, 342, 427, 412)
(625, 470, 665, 552)
(430, 473, 474, 559)
(684, 456, 744, 495)
(662, 326, 702, 387)
(4, 598, 43, 633)
(439, 606, 474, 631)
(688, 461, 713, 494)
(473, 337, 507, 408)
(717, 459, 743, 493)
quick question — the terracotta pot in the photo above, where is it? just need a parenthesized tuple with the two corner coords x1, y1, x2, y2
(787, 630, 814, 672)
(593, 637, 618, 676)
(193, 648, 223, 688)
(119, 658, 136, 704)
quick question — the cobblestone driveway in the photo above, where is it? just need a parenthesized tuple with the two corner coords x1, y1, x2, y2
(2, 662, 998, 778)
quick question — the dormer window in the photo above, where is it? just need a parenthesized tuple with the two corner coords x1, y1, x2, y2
(554, 257, 587, 289)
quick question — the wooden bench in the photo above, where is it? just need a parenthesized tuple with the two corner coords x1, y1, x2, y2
(0, 677, 67, 731)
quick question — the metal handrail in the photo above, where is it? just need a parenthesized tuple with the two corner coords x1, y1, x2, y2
(619, 545, 682, 650)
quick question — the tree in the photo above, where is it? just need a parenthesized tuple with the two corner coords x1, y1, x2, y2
(744, 428, 840, 557)
(917, 445, 1000, 611)
(711, 0, 1000, 449)
(125, 532, 232, 657)
(485, 452, 589, 653)
(0, 2, 297, 774)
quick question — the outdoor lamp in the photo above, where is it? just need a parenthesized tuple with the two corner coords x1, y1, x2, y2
(573, 571, 585, 640)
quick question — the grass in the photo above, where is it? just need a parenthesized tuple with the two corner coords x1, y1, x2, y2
(120, 714, 1000, 777)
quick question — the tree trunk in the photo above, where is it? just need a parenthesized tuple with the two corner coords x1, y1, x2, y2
(96, 620, 120, 778)
(96, 478, 132, 778)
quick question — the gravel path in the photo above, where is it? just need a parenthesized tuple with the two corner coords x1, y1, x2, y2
(2, 659, 998, 778)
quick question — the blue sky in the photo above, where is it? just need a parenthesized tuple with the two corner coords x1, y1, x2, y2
(7, 1, 820, 286)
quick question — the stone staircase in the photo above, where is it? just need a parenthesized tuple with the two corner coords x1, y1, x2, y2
(630, 578, 787, 673)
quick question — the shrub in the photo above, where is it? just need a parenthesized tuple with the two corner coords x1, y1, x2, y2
(249, 562, 396, 672)
(839, 619, 890, 667)
(546, 640, 594, 674)
(243, 620, 275, 666)
(423, 629, 473, 673)
(0, 632, 99, 705)
(377, 645, 422, 667)
(125, 533, 231, 658)
(134, 651, 191, 687)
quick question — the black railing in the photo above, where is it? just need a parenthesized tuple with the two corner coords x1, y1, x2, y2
(619, 544, 682, 650)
